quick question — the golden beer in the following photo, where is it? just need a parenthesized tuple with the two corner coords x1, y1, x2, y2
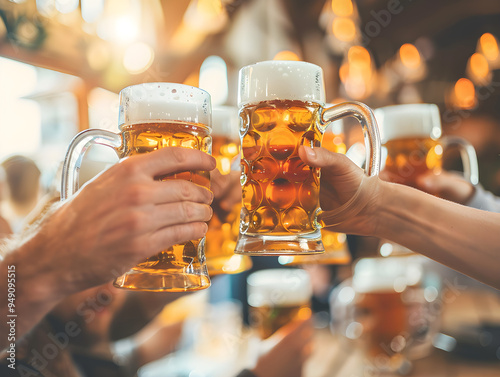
(240, 100, 322, 237)
(236, 61, 380, 255)
(249, 303, 311, 339)
(247, 268, 312, 339)
(113, 121, 212, 291)
(355, 290, 409, 359)
(383, 137, 442, 188)
(205, 134, 252, 275)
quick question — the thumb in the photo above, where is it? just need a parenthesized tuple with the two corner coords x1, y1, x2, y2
(298, 145, 352, 174)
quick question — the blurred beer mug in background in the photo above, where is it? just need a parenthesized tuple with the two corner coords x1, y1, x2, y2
(205, 106, 252, 275)
(374, 103, 479, 256)
(330, 256, 443, 374)
(247, 268, 312, 340)
(236, 60, 381, 255)
(374, 103, 479, 187)
(61, 83, 212, 292)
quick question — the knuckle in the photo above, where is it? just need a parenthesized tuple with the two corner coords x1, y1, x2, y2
(121, 210, 145, 233)
(180, 201, 194, 221)
(178, 180, 193, 201)
(124, 185, 148, 206)
(119, 157, 143, 177)
(172, 148, 188, 164)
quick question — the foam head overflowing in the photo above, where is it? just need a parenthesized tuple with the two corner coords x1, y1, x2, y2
(119, 83, 212, 128)
(247, 269, 312, 307)
(238, 61, 326, 107)
(374, 104, 442, 143)
(212, 106, 240, 139)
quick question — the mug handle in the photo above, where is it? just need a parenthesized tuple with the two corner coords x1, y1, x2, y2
(440, 136, 479, 185)
(61, 129, 122, 200)
(322, 102, 381, 176)
(318, 102, 381, 225)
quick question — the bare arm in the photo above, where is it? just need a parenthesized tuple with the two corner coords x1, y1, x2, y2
(376, 181, 500, 288)
(0, 147, 215, 350)
(300, 146, 500, 289)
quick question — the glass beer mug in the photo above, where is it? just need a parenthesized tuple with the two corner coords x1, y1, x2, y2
(330, 256, 443, 374)
(374, 103, 479, 187)
(279, 119, 351, 266)
(235, 60, 381, 255)
(61, 83, 212, 292)
(374, 103, 479, 256)
(205, 106, 252, 275)
(247, 268, 312, 339)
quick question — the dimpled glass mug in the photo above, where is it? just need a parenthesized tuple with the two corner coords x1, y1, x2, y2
(235, 60, 381, 255)
(61, 83, 212, 292)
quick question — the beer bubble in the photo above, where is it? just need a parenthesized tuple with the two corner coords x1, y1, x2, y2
(282, 207, 310, 233)
(266, 178, 296, 209)
(251, 206, 278, 232)
(251, 157, 279, 181)
(283, 157, 311, 182)
(242, 131, 262, 161)
(243, 180, 263, 210)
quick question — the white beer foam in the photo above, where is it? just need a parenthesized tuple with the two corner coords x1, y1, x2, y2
(119, 83, 212, 127)
(238, 61, 326, 107)
(352, 256, 423, 294)
(374, 104, 442, 143)
(247, 268, 312, 307)
(212, 106, 240, 139)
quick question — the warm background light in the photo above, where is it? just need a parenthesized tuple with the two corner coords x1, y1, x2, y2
(479, 32, 499, 61)
(332, 17, 356, 42)
(400, 43, 421, 69)
(273, 50, 300, 61)
(454, 78, 476, 109)
(122, 42, 154, 74)
(331, 0, 354, 17)
(199, 55, 228, 106)
(467, 52, 490, 84)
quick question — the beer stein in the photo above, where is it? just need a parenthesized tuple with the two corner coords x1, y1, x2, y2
(205, 106, 252, 275)
(330, 256, 443, 374)
(235, 60, 381, 255)
(247, 268, 312, 339)
(374, 103, 479, 187)
(61, 83, 212, 292)
(279, 119, 351, 266)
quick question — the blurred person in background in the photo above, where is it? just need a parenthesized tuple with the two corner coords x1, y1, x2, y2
(0, 165, 13, 237)
(1, 155, 42, 233)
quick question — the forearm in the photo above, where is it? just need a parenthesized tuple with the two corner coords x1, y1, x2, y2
(376, 181, 500, 289)
(0, 237, 63, 350)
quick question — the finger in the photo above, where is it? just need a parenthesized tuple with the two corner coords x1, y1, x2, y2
(119, 147, 216, 178)
(210, 168, 229, 199)
(151, 180, 214, 205)
(105, 201, 212, 241)
(299, 146, 356, 174)
(147, 222, 209, 253)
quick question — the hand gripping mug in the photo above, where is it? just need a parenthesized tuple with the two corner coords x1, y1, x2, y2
(235, 60, 381, 255)
(61, 83, 212, 292)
